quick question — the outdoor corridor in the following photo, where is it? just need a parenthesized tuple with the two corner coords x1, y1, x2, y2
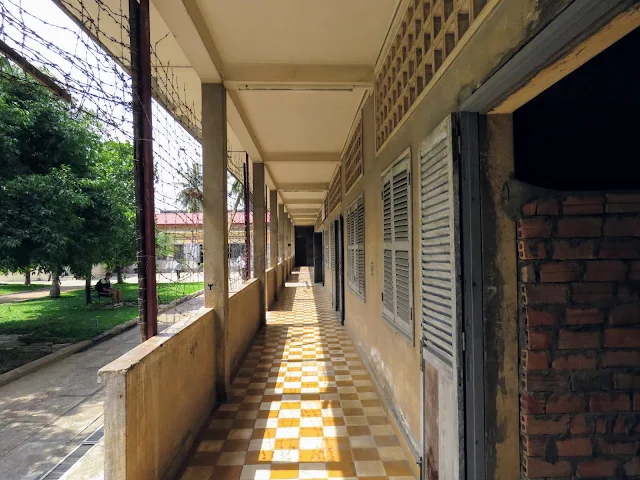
(180, 267, 417, 480)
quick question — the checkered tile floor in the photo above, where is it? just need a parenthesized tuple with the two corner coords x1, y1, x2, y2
(180, 267, 416, 480)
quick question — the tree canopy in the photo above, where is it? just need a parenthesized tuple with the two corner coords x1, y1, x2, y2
(0, 59, 136, 296)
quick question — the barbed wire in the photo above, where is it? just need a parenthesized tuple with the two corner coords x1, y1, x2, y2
(0, 0, 256, 324)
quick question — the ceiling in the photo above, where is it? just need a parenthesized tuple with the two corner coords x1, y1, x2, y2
(59, 0, 401, 225)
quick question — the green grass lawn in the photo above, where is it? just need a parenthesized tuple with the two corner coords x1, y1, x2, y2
(0, 284, 50, 296)
(0, 281, 203, 344)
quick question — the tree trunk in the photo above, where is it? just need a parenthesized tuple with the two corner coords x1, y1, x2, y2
(116, 266, 124, 284)
(25, 271, 31, 285)
(50, 270, 61, 297)
(85, 273, 92, 305)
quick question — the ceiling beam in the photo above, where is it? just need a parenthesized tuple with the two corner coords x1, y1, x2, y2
(264, 153, 341, 164)
(224, 64, 373, 90)
(287, 208, 320, 214)
(280, 199, 323, 205)
(279, 183, 329, 192)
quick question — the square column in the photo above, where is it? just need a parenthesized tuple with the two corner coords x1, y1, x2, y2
(252, 163, 266, 324)
(202, 83, 229, 399)
(270, 189, 278, 267)
(278, 203, 285, 263)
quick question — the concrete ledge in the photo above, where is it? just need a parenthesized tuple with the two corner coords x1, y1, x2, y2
(99, 308, 216, 480)
(228, 279, 261, 381)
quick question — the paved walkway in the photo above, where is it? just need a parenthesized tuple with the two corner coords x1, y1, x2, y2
(0, 295, 205, 480)
(180, 268, 416, 480)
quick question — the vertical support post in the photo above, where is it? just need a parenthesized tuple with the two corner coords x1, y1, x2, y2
(243, 158, 251, 280)
(129, 0, 157, 340)
(253, 163, 266, 323)
(202, 83, 229, 399)
(270, 190, 278, 267)
(278, 203, 285, 264)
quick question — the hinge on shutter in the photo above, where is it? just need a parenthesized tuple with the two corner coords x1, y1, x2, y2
(381, 292, 384, 303)
(408, 171, 411, 186)
(461, 331, 466, 352)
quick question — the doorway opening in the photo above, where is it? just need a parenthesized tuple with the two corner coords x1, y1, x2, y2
(294, 226, 314, 267)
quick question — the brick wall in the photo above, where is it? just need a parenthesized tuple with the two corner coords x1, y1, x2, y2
(518, 193, 640, 478)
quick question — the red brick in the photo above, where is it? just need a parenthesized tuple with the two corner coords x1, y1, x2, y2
(624, 458, 640, 477)
(630, 261, 640, 280)
(599, 239, 640, 259)
(604, 217, 640, 237)
(584, 260, 627, 281)
(602, 351, 640, 367)
(528, 330, 552, 350)
(552, 352, 597, 370)
(523, 199, 560, 216)
(590, 392, 631, 412)
(571, 371, 613, 391)
(526, 308, 558, 327)
(570, 415, 592, 434)
(521, 415, 570, 435)
(523, 457, 571, 478)
(558, 330, 600, 349)
(522, 284, 569, 305)
(563, 196, 604, 215)
(597, 437, 639, 455)
(522, 435, 546, 457)
(635, 393, 640, 411)
(594, 418, 608, 434)
(571, 282, 614, 303)
(557, 437, 592, 457)
(576, 459, 617, 477)
(605, 328, 640, 348)
(519, 218, 553, 239)
(565, 307, 603, 326)
(613, 414, 639, 434)
(609, 304, 640, 325)
(519, 240, 547, 260)
(524, 350, 550, 370)
(618, 285, 640, 302)
(613, 373, 640, 390)
(606, 193, 640, 204)
(539, 262, 582, 283)
(521, 264, 537, 283)
(557, 217, 602, 238)
(521, 393, 546, 414)
(553, 239, 597, 260)
(523, 372, 570, 392)
(546, 394, 586, 414)
(607, 202, 640, 213)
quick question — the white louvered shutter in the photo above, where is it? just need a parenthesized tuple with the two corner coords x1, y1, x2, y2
(347, 195, 365, 298)
(419, 114, 460, 371)
(382, 153, 412, 337)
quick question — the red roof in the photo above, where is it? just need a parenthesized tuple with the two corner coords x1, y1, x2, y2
(156, 211, 270, 227)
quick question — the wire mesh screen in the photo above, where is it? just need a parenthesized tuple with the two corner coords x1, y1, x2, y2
(0, 0, 257, 330)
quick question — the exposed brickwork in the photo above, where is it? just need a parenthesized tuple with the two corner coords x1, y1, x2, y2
(519, 193, 640, 478)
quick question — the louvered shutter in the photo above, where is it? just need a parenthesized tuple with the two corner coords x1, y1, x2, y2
(330, 222, 336, 272)
(419, 115, 460, 371)
(355, 197, 365, 297)
(347, 195, 365, 299)
(382, 152, 412, 337)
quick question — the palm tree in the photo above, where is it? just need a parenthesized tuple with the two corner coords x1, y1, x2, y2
(178, 163, 203, 213)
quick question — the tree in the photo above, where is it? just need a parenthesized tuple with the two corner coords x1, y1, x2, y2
(178, 162, 203, 213)
(0, 60, 136, 299)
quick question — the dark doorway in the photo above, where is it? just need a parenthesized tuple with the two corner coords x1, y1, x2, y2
(514, 26, 640, 190)
(314, 232, 323, 284)
(294, 226, 314, 267)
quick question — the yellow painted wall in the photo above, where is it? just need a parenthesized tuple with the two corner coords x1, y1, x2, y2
(318, 0, 573, 470)
(266, 266, 277, 308)
(228, 278, 262, 379)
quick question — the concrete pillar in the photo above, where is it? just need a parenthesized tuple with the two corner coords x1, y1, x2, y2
(278, 203, 285, 263)
(270, 190, 278, 267)
(202, 83, 229, 399)
(253, 163, 266, 324)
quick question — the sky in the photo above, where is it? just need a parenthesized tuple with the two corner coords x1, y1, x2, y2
(0, 0, 243, 214)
